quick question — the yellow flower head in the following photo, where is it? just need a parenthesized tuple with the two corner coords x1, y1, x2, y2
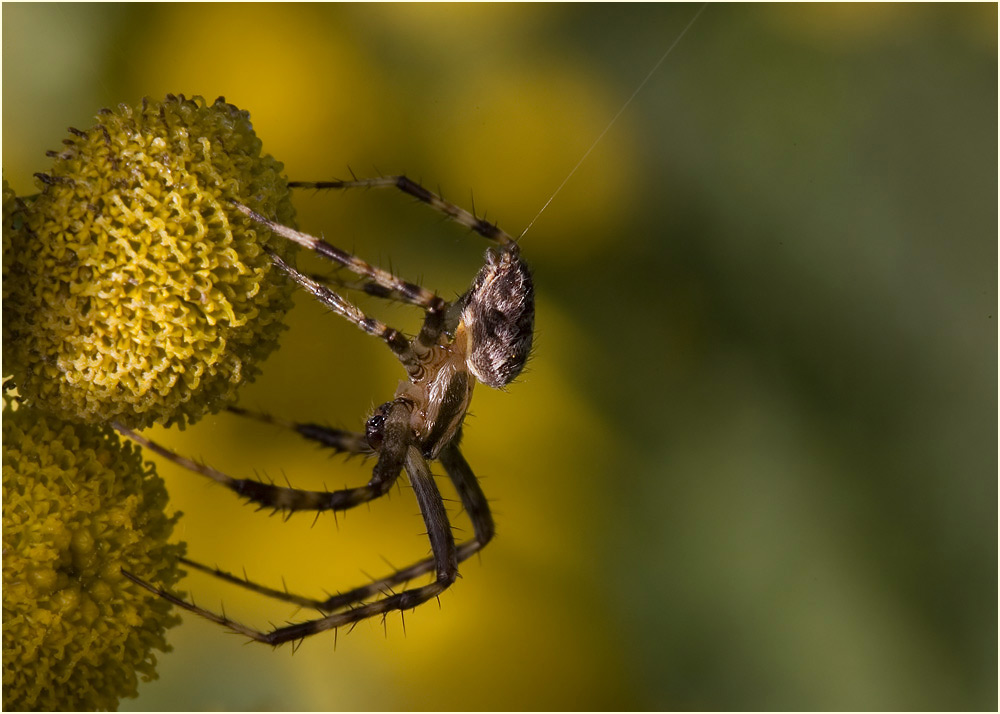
(4, 95, 296, 428)
(2, 399, 185, 711)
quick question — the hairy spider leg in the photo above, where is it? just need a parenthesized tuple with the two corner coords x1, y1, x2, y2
(235, 202, 446, 311)
(302, 269, 430, 307)
(115, 411, 403, 514)
(172, 416, 494, 613)
(439, 439, 496, 556)
(224, 410, 494, 557)
(268, 252, 430, 380)
(124, 415, 460, 646)
(264, 222, 449, 354)
(302, 267, 457, 354)
(289, 176, 516, 248)
(226, 405, 373, 456)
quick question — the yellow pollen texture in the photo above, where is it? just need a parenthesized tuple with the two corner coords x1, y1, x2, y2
(3, 95, 297, 428)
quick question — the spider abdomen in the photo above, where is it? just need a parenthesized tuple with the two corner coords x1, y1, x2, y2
(461, 247, 534, 389)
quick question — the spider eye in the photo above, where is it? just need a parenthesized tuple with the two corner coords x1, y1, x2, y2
(365, 401, 392, 450)
(462, 249, 534, 388)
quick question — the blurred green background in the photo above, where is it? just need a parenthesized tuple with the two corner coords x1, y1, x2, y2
(3, 3, 996, 711)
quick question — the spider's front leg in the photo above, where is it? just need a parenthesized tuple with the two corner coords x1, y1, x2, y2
(115, 394, 411, 513)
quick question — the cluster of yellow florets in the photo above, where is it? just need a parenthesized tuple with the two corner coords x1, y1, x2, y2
(4, 94, 296, 429)
(2, 179, 23, 344)
(2, 400, 185, 711)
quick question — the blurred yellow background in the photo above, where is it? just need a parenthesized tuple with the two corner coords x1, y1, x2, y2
(3, 4, 995, 711)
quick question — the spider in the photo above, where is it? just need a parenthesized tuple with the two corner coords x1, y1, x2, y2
(116, 176, 534, 646)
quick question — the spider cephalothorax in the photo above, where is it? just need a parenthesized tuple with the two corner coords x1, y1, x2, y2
(119, 175, 533, 646)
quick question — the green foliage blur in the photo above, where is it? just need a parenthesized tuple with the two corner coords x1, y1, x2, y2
(3, 4, 995, 711)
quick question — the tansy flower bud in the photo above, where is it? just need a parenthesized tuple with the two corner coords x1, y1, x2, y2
(4, 94, 296, 428)
(2, 398, 185, 711)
